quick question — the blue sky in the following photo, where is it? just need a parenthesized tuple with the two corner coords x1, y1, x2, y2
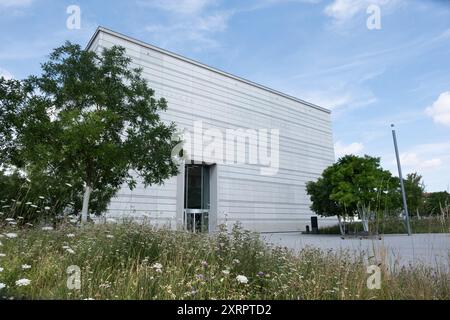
(1, 0, 450, 191)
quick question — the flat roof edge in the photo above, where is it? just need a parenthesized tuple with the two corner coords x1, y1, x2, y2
(86, 26, 331, 114)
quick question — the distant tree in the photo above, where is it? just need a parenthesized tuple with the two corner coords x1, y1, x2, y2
(0, 170, 25, 204)
(404, 172, 425, 217)
(306, 155, 401, 234)
(306, 169, 341, 218)
(0, 42, 180, 223)
(0, 77, 28, 166)
(423, 191, 450, 216)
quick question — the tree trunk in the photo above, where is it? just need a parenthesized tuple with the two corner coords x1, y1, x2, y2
(337, 215, 345, 236)
(359, 206, 369, 233)
(81, 184, 92, 223)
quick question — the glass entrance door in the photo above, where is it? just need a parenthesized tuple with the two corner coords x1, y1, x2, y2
(184, 165, 210, 233)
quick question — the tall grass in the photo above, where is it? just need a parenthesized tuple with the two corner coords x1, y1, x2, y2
(0, 222, 448, 300)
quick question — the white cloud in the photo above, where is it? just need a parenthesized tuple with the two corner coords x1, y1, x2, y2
(296, 84, 377, 115)
(299, 91, 352, 110)
(398, 152, 442, 171)
(0, 68, 13, 79)
(381, 142, 450, 191)
(324, 0, 366, 21)
(145, 10, 232, 49)
(137, 0, 213, 15)
(140, 0, 234, 50)
(334, 141, 364, 159)
(140, 0, 321, 50)
(0, 0, 33, 7)
(324, 0, 403, 25)
(425, 91, 450, 127)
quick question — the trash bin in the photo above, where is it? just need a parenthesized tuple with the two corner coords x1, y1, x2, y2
(311, 216, 318, 234)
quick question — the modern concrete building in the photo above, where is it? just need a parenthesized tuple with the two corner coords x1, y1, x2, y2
(86, 27, 336, 233)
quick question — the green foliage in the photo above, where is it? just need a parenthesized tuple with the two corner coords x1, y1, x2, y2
(404, 172, 425, 215)
(423, 191, 450, 215)
(0, 77, 30, 165)
(305, 170, 340, 218)
(319, 216, 450, 235)
(306, 155, 400, 219)
(0, 42, 179, 219)
(0, 170, 26, 203)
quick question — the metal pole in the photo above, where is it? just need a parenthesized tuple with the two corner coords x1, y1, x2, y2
(391, 124, 412, 236)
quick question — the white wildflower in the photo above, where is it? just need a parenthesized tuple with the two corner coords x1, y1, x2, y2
(0, 283, 6, 290)
(38, 196, 45, 200)
(0, 267, 3, 272)
(44, 206, 51, 210)
(152, 263, 163, 269)
(5, 218, 14, 222)
(65, 247, 76, 254)
(21, 264, 31, 270)
(233, 259, 240, 264)
(222, 270, 230, 275)
(15, 278, 31, 287)
(0, 253, 5, 257)
(106, 234, 114, 239)
(41, 226, 54, 231)
(99, 283, 111, 289)
(66, 234, 75, 238)
(5, 233, 18, 238)
(236, 275, 248, 284)
(152, 263, 163, 272)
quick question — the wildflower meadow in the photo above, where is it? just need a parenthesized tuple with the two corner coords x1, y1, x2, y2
(0, 222, 448, 300)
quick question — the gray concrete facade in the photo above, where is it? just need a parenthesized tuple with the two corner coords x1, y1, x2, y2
(87, 27, 336, 233)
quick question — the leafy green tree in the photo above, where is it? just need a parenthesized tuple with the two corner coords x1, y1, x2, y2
(423, 191, 450, 216)
(0, 42, 179, 222)
(404, 172, 425, 217)
(306, 155, 401, 234)
(0, 77, 29, 166)
(0, 170, 25, 203)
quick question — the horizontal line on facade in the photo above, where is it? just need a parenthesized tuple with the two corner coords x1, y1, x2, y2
(118, 53, 332, 128)
(218, 175, 307, 187)
(220, 217, 312, 222)
(220, 200, 309, 206)
(139, 77, 333, 136)
(87, 27, 331, 114)
(113, 194, 176, 200)
(159, 110, 333, 153)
